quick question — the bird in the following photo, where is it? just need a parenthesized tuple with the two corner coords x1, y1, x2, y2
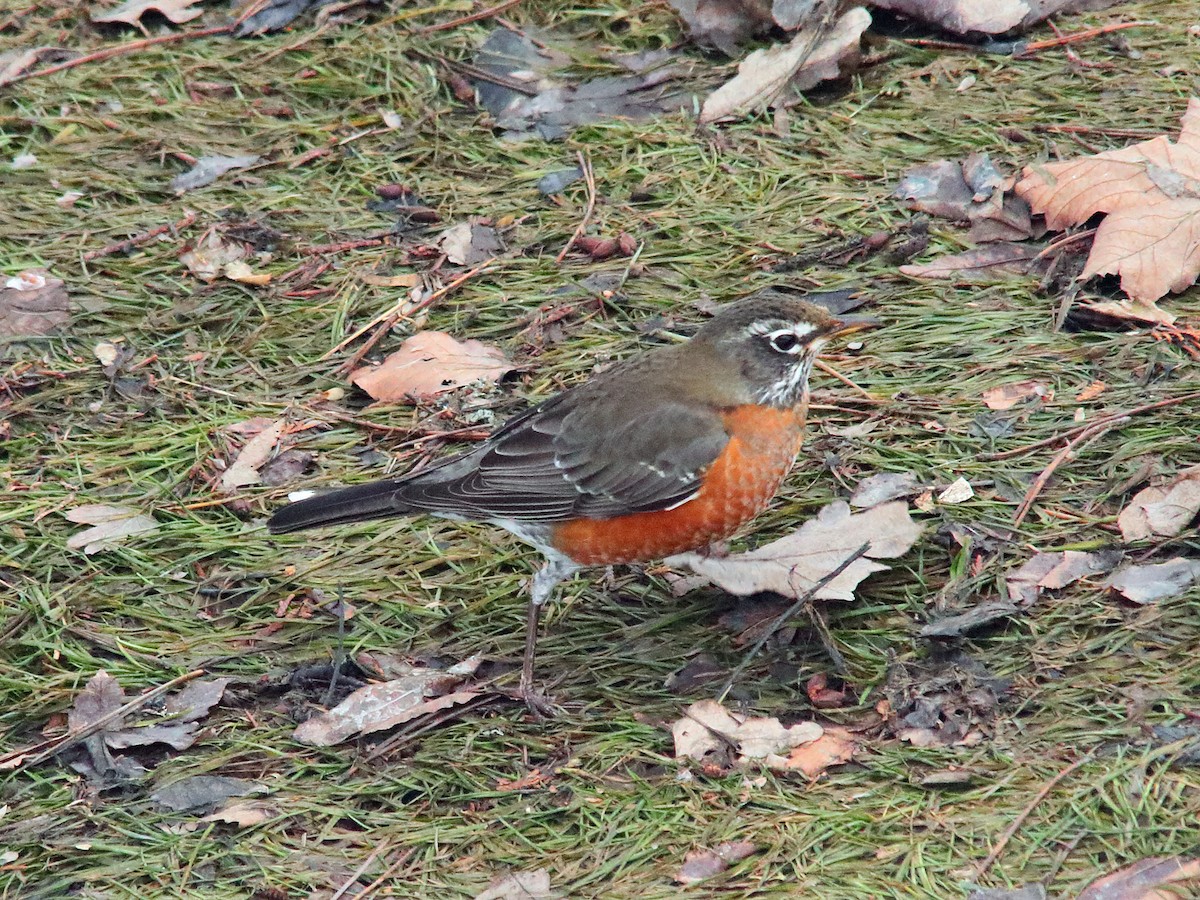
(267, 293, 876, 710)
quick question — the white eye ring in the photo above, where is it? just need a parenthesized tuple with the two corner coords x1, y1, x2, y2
(767, 325, 812, 354)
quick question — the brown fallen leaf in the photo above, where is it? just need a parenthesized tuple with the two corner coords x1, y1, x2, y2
(194, 799, 278, 829)
(350, 331, 514, 403)
(782, 725, 857, 778)
(91, 0, 204, 27)
(849, 471, 921, 508)
(1006, 549, 1123, 605)
(180, 231, 247, 282)
(1076, 380, 1107, 402)
(438, 221, 502, 267)
(223, 259, 270, 286)
(1, 270, 69, 339)
(675, 840, 759, 885)
(1077, 855, 1200, 900)
(1117, 466, 1200, 541)
(0, 47, 70, 87)
(171, 154, 261, 193)
(294, 657, 481, 746)
(899, 242, 1044, 280)
(671, 699, 825, 769)
(699, 7, 869, 124)
(894, 153, 1034, 244)
(65, 504, 159, 554)
(1107, 558, 1200, 605)
(980, 380, 1050, 410)
(1016, 98, 1200, 317)
(667, 501, 922, 601)
(219, 420, 285, 492)
(474, 869, 557, 900)
(151, 775, 266, 813)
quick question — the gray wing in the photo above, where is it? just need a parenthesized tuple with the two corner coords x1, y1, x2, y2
(395, 390, 730, 522)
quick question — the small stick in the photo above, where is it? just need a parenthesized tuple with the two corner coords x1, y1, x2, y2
(974, 751, 1094, 878)
(302, 237, 388, 256)
(717, 543, 871, 702)
(1031, 227, 1096, 262)
(555, 151, 596, 263)
(1, 669, 206, 769)
(10, 25, 232, 84)
(330, 840, 392, 900)
(82, 211, 197, 261)
(352, 848, 416, 899)
(321, 257, 495, 359)
(1010, 420, 1117, 528)
(815, 360, 874, 399)
(416, 0, 526, 33)
(1033, 123, 1160, 139)
(1016, 21, 1154, 57)
(984, 391, 1200, 460)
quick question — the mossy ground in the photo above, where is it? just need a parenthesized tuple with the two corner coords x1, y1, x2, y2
(2, 1, 1199, 897)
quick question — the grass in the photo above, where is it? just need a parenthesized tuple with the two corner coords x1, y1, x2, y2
(2, 0, 1200, 897)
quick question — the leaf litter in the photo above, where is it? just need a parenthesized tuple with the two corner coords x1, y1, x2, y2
(90, 0, 204, 28)
(0, 270, 70, 339)
(1117, 465, 1200, 541)
(675, 840, 759, 885)
(65, 504, 159, 554)
(1107, 559, 1200, 604)
(350, 331, 515, 403)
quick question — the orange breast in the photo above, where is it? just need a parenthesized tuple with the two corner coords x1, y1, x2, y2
(550, 405, 804, 565)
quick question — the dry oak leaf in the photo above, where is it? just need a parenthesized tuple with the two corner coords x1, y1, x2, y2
(1117, 465, 1200, 542)
(980, 380, 1050, 410)
(1006, 549, 1123, 606)
(350, 331, 514, 403)
(783, 724, 857, 778)
(219, 419, 285, 492)
(92, 0, 204, 27)
(1016, 97, 1200, 318)
(699, 7, 869, 124)
(668, 500, 922, 600)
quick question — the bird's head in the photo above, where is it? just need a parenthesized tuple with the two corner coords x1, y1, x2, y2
(693, 295, 877, 408)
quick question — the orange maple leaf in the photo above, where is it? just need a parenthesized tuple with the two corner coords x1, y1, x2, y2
(1016, 98, 1200, 321)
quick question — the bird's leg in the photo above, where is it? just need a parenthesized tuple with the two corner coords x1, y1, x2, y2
(517, 555, 578, 717)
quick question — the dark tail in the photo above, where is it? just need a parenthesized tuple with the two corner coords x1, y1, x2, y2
(266, 481, 414, 534)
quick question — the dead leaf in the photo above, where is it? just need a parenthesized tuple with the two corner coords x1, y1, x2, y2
(675, 840, 758, 885)
(920, 601, 1021, 638)
(180, 231, 247, 282)
(1, 270, 69, 339)
(171, 153, 261, 193)
(294, 660, 481, 746)
(65, 504, 159, 554)
(671, 699, 824, 769)
(163, 677, 229, 723)
(937, 477, 974, 504)
(1076, 381, 1107, 402)
(1077, 856, 1200, 900)
(350, 331, 514, 403)
(360, 271, 420, 288)
(1108, 558, 1200, 605)
(1016, 98, 1200, 314)
(220, 420, 285, 492)
(849, 471, 920, 508)
(91, 0, 204, 27)
(981, 380, 1050, 410)
(899, 242, 1044, 280)
(1006, 549, 1123, 605)
(195, 799, 277, 829)
(151, 775, 265, 813)
(699, 7, 869, 124)
(782, 725, 857, 777)
(438, 221, 502, 266)
(259, 449, 314, 487)
(869, 0, 1120, 35)
(474, 869, 556, 900)
(68, 670, 126, 733)
(1117, 466, 1200, 541)
(667, 501, 922, 601)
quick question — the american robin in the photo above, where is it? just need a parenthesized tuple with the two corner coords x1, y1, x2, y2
(268, 293, 875, 708)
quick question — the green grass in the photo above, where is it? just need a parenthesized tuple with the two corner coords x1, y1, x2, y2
(3, 1, 1200, 897)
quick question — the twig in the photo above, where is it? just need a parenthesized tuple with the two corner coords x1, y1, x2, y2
(974, 751, 1094, 878)
(352, 847, 416, 899)
(984, 391, 1200, 460)
(8, 25, 232, 84)
(1015, 20, 1154, 58)
(1, 669, 206, 770)
(321, 257, 495, 360)
(1033, 123, 1160, 140)
(1031, 227, 1097, 262)
(555, 152, 596, 264)
(717, 543, 871, 702)
(301, 237, 389, 256)
(805, 601, 848, 676)
(82, 211, 198, 261)
(1010, 420, 1117, 528)
(416, 0, 526, 33)
(330, 840, 392, 900)
(814, 360, 874, 400)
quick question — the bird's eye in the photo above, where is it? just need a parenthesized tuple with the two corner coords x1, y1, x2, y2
(769, 332, 800, 353)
